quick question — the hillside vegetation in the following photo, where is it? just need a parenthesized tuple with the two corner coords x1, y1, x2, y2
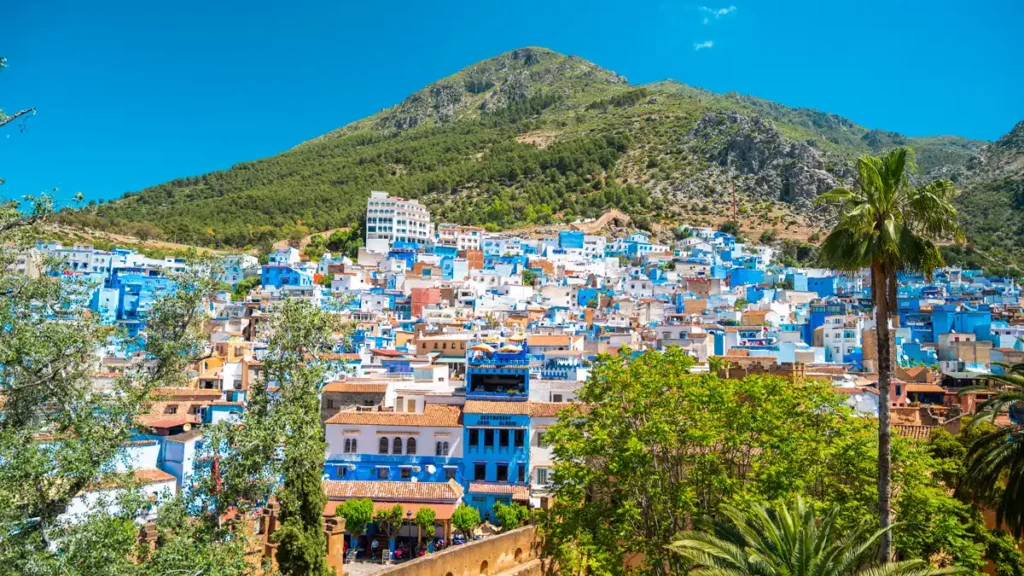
(64, 47, 1021, 266)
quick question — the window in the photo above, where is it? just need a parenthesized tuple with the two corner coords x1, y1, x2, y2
(496, 464, 508, 482)
(393, 437, 403, 455)
(407, 399, 415, 412)
(551, 393, 563, 403)
(326, 398, 336, 410)
(165, 405, 178, 415)
(400, 467, 411, 479)
(443, 441, 449, 454)
(379, 437, 389, 454)
(406, 438, 417, 455)
(537, 468, 549, 485)
(436, 441, 444, 456)
(499, 430, 509, 447)
(517, 466, 525, 483)
(377, 468, 389, 479)
(513, 430, 524, 448)
(336, 466, 347, 479)
(396, 396, 404, 411)
(474, 463, 486, 480)
(445, 468, 457, 480)
(537, 430, 548, 448)
(469, 429, 479, 447)
(484, 429, 494, 447)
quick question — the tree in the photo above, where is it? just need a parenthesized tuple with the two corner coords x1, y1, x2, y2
(542, 347, 870, 575)
(269, 299, 347, 576)
(522, 269, 539, 286)
(668, 497, 957, 576)
(414, 507, 437, 548)
(232, 275, 260, 300)
(373, 504, 405, 552)
(0, 219, 225, 572)
(719, 219, 741, 236)
(758, 228, 777, 244)
(451, 504, 480, 540)
(958, 362, 1024, 537)
(816, 147, 962, 561)
(337, 498, 375, 549)
(492, 502, 529, 531)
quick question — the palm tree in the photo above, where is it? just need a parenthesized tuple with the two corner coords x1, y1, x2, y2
(816, 147, 962, 561)
(958, 361, 1024, 537)
(668, 498, 962, 576)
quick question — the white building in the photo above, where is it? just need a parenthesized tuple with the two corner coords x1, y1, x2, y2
(365, 191, 433, 254)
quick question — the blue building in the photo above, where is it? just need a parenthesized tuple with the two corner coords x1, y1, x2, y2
(462, 401, 530, 521)
(261, 264, 313, 289)
(465, 344, 530, 401)
(558, 230, 585, 251)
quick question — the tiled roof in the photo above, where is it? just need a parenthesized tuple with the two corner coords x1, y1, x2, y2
(322, 382, 388, 394)
(464, 401, 531, 415)
(894, 425, 936, 441)
(468, 482, 530, 500)
(529, 402, 567, 417)
(905, 383, 947, 393)
(324, 404, 462, 427)
(323, 479, 463, 502)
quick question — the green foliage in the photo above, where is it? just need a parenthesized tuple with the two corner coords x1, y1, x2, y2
(451, 504, 480, 539)
(668, 497, 958, 576)
(492, 502, 529, 531)
(232, 275, 260, 300)
(586, 87, 650, 112)
(543, 347, 859, 574)
(414, 507, 437, 541)
(373, 504, 405, 544)
(758, 228, 777, 244)
(958, 364, 1024, 537)
(522, 268, 539, 286)
(337, 498, 375, 537)
(541, 347, 1002, 575)
(776, 238, 820, 267)
(719, 219, 741, 236)
(267, 299, 347, 576)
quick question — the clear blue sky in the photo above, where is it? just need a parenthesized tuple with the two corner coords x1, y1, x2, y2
(2, 0, 1021, 204)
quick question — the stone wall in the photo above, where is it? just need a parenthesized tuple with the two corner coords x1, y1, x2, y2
(375, 525, 543, 576)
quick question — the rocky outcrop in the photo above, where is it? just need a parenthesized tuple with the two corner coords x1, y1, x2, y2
(686, 112, 840, 209)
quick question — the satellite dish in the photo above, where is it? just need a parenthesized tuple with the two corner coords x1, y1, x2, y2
(425, 464, 436, 474)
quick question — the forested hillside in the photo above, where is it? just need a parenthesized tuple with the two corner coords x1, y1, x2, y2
(64, 47, 1021, 266)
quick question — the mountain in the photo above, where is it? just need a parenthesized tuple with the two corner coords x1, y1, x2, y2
(68, 47, 1021, 267)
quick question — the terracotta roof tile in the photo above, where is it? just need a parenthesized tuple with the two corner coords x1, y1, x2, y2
(528, 402, 567, 417)
(468, 482, 530, 500)
(528, 335, 574, 346)
(894, 425, 936, 441)
(322, 382, 388, 394)
(323, 479, 463, 502)
(324, 404, 461, 427)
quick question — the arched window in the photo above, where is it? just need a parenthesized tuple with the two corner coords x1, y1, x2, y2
(443, 441, 450, 454)
(407, 437, 416, 455)
(379, 437, 389, 454)
(436, 441, 443, 456)
(393, 437, 403, 455)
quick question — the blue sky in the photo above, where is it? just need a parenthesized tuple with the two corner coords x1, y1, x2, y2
(2, 0, 1021, 204)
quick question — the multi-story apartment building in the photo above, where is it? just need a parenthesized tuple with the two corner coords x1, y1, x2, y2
(365, 191, 433, 254)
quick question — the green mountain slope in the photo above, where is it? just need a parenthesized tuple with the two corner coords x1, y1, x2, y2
(67, 47, 1020, 264)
